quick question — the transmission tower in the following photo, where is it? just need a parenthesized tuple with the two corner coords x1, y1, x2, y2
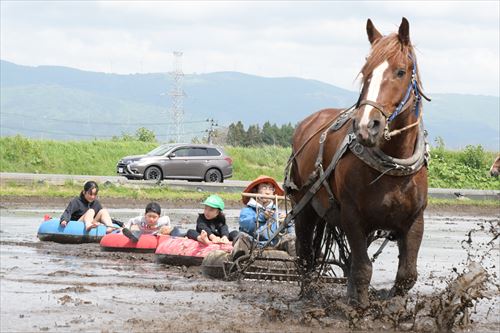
(169, 51, 185, 142)
(206, 118, 218, 144)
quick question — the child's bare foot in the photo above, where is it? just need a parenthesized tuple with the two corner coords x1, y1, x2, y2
(219, 236, 230, 244)
(199, 230, 211, 245)
(85, 223, 98, 232)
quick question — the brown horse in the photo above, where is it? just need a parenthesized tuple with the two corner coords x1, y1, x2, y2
(287, 18, 429, 306)
(490, 155, 500, 177)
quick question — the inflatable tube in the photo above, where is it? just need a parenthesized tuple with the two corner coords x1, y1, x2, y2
(37, 218, 120, 244)
(155, 237, 233, 266)
(100, 232, 169, 253)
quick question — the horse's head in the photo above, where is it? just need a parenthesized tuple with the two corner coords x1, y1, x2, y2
(352, 17, 422, 147)
(490, 155, 500, 177)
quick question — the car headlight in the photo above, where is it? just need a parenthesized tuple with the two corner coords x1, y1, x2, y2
(130, 160, 146, 167)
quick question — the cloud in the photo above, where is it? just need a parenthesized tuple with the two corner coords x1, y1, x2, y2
(1, 1, 499, 96)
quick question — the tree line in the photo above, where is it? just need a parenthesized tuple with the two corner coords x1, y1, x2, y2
(225, 121, 295, 147)
(114, 122, 297, 147)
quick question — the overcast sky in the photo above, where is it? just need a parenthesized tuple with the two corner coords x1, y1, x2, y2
(1, 1, 499, 96)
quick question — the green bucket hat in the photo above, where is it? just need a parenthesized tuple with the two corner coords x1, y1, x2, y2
(202, 194, 225, 211)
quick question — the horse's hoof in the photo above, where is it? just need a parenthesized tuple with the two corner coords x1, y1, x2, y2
(373, 288, 392, 300)
(347, 297, 369, 310)
(389, 286, 407, 298)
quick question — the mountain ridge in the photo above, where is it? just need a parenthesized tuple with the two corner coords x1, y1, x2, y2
(1, 60, 498, 150)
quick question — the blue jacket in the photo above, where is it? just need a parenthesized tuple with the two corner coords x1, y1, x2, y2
(239, 199, 294, 245)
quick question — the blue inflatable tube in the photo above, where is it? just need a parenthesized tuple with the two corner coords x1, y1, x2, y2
(37, 218, 119, 244)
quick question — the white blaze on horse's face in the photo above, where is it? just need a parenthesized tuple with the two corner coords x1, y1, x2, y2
(353, 60, 389, 147)
(359, 61, 388, 128)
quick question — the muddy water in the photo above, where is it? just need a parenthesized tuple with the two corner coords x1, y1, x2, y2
(1, 208, 499, 332)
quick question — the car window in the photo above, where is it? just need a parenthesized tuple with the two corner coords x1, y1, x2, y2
(147, 145, 173, 156)
(207, 148, 221, 156)
(173, 148, 190, 157)
(188, 148, 208, 157)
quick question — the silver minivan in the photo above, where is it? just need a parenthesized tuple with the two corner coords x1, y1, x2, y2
(116, 144, 233, 182)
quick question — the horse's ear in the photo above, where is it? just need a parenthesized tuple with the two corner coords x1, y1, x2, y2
(398, 17, 410, 46)
(366, 19, 382, 45)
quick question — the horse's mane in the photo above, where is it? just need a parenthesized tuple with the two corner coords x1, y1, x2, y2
(360, 33, 421, 85)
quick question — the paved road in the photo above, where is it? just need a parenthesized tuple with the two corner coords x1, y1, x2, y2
(0, 172, 250, 193)
(1, 172, 499, 200)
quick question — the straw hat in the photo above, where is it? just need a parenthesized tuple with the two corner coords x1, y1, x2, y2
(242, 175, 284, 204)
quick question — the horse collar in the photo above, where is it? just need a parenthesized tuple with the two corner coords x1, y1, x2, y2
(349, 122, 429, 177)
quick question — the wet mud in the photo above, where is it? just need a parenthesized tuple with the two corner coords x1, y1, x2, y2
(0, 207, 499, 332)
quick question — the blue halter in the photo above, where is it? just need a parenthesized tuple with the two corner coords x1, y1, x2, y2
(387, 53, 421, 123)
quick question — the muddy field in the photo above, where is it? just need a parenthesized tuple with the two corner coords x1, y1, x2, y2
(0, 200, 499, 333)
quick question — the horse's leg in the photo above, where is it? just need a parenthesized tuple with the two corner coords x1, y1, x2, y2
(391, 213, 424, 296)
(295, 203, 322, 297)
(295, 203, 319, 272)
(312, 219, 326, 261)
(342, 208, 372, 306)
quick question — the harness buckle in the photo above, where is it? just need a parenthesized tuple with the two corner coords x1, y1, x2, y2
(319, 131, 327, 144)
(384, 124, 392, 141)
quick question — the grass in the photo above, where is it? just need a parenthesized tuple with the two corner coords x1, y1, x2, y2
(427, 197, 499, 207)
(0, 136, 292, 180)
(226, 145, 291, 180)
(0, 135, 157, 175)
(0, 182, 242, 202)
(1, 182, 498, 208)
(1, 135, 499, 189)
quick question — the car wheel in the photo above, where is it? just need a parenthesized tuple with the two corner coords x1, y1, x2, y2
(204, 168, 223, 183)
(144, 166, 162, 181)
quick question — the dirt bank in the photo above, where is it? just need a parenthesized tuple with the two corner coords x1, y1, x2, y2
(1, 195, 499, 217)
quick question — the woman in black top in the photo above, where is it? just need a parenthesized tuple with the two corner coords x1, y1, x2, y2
(60, 181, 114, 233)
(186, 194, 238, 245)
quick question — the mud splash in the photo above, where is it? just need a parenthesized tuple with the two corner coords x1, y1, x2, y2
(286, 219, 500, 332)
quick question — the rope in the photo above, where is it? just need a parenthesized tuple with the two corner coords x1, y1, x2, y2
(384, 109, 423, 139)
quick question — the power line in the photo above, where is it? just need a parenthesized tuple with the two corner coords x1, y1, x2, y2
(0, 112, 207, 126)
(0, 125, 208, 139)
(206, 118, 218, 144)
(1, 125, 107, 137)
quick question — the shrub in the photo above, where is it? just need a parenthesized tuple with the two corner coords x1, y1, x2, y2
(458, 145, 487, 169)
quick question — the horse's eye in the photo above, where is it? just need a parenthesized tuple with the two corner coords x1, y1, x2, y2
(396, 69, 406, 78)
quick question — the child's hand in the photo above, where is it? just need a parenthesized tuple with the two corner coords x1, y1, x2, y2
(220, 236, 230, 244)
(277, 212, 286, 223)
(159, 226, 172, 235)
(264, 210, 274, 220)
(60, 220, 67, 227)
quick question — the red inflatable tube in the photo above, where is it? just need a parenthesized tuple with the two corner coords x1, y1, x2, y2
(155, 237, 233, 266)
(100, 232, 169, 253)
